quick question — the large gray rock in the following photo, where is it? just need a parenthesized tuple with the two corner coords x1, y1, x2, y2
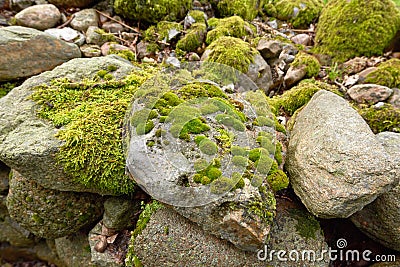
(15, 4, 61, 30)
(286, 90, 396, 218)
(6, 170, 104, 239)
(0, 26, 81, 82)
(351, 132, 400, 251)
(0, 55, 135, 194)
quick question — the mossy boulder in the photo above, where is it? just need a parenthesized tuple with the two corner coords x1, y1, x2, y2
(213, 0, 262, 21)
(205, 16, 254, 45)
(113, 0, 191, 23)
(364, 58, 400, 88)
(264, 0, 324, 28)
(6, 171, 103, 239)
(176, 22, 207, 52)
(314, 0, 400, 62)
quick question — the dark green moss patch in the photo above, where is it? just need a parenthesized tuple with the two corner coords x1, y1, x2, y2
(357, 103, 400, 133)
(289, 208, 321, 240)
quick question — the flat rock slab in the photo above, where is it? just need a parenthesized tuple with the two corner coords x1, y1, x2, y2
(0, 26, 81, 82)
(351, 132, 400, 251)
(0, 55, 135, 194)
(286, 90, 396, 218)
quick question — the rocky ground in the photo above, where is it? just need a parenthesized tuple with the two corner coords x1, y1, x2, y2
(0, 0, 400, 266)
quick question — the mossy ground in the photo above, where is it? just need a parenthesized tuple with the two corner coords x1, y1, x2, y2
(215, 0, 262, 21)
(176, 23, 207, 52)
(356, 103, 400, 133)
(205, 36, 258, 74)
(364, 58, 400, 88)
(30, 65, 159, 194)
(289, 208, 321, 240)
(205, 16, 254, 45)
(314, 0, 400, 62)
(113, 0, 192, 23)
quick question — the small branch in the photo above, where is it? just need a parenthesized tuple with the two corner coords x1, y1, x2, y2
(288, 29, 314, 33)
(95, 9, 140, 34)
(252, 21, 289, 40)
(57, 14, 75, 29)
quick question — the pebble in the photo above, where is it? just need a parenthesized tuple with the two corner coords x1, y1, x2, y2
(165, 56, 180, 68)
(70, 8, 99, 32)
(45, 27, 85, 46)
(86, 25, 110, 46)
(347, 84, 393, 104)
(80, 44, 101, 57)
(101, 21, 124, 33)
(291, 33, 311, 46)
(15, 4, 61, 30)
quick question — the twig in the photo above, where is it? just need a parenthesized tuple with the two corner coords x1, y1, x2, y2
(252, 21, 289, 40)
(95, 9, 140, 34)
(288, 29, 314, 33)
(334, 80, 347, 93)
(57, 14, 74, 29)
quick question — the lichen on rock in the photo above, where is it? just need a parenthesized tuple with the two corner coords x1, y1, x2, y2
(314, 0, 400, 62)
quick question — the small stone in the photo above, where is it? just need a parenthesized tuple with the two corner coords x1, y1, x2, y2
(100, 42, 131, 56)
(267, 19, 278, 29)
(165, 56, 180, 68)
(80, 44, 101, 57)
(70, 8, 99, 32)
(357, 66, 378, 82)
(142, 57, 155, 63)
(188, 52, 200, 61)
(374, 102, 385, 108)
(257, 38, 283, 59)
(342, 57, 368, 74)
(86, 26, 110, 46)
(284, 65, 306, 88)
(15, 4, 61, 30)
(388, 88, 400, 109)
(45, 27, 85, 46)
(102, 196, 140, 231)
(291, 33, 311, 46)
(347, 84, 393, 104)
(136, 41, 151, 60)
(101, 21, 124, 33)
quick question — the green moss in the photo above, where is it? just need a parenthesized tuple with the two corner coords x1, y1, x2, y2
(232, 155, 248, 167)
(251, 174, 264, 187)
(32, 213, 44, 224)
(194, 158, 209, 171)
(314, 0, 400, 62)
(136, 120, 155, 135)
(205, 16, 252, 45)
(125, 201, 163, 267)
(356, 103, 400, 133)
(178, 82, 227, 100)
(255, 155, 274, 175)
(215, 128, 234, 151)
(188, 10, 206, 23)
(215, 114, 246, 131)
(94, 28, 116, 42)
(198, 138, 218, 155)
(247, 191, 276, 224)
(30, 67, 158, 194)
(108, 47, 136, 62)
(210, 176, 235, 194)
(256, 136, 275, 154)
(201, 176, 212, 185)
(289, 208, 321, 240)
(114, 0, 192, 23)
(216, 0, 262, 21)
(364, 58, 400, 88)
(265, 0, 324, 28)
(207, 167, 222, 179)
(231, 145, 248, 156)
(205, 36, 258, 74)
(144, 21, 183, 43)
(268, 79, 342, 116)
(249, 147, 269, 162)
(291, 52, 320, 78)
(274, 142, 283, 165)
(0, 81, 20, 98)
(267, 169, 289, 191)
(176, 23, 207, 52)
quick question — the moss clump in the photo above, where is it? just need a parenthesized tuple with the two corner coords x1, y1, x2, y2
(364, 58, 400, 88)
(188, 10, 206, 23)
(247, 191, 276, 224)
(274, 142, 283, 165)
(94, 28, 116, 42)
(30, 66, 158, 194)
(264, 0, 324, 28)
(108, 47, 136, 62)
(205, 16, 253, 45)
(125, 201, 163, 267)
(144, 21, 183, 43)
(210, 176, 235, 194)
(314, 0, 400, 62)
(215, 114, 246, 131)
(176, 23, 207, 52)
(231, 145, 248, 156)
(267, 169, 289, 191)
(178, 83, 227, 100)
(232, 155, 248, 167)
(357, 103, 400, 133)
(268, 79, 342, 116)
(114, 0, 192, 23)
(198, 138, 218, 155)
(205, 36, 258, 74)
(289, 208, 321, 240)
(0, 81, 20, 98)
(215, 0, 262, 21)
(291, 52, 320, 78)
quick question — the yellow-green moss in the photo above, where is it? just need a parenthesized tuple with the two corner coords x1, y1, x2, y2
(356, 103, 400, 133)
(205, 16, 253, 45)
(291, 51, 320, 78)
(125, 201, 163, 267)
(30, 66, 158, 194)
(205, 36, 257, 74)
(364, 58, 400, 88)
(108, 47, 136, 62)
(176, 23, 207, 52)
(268, 79, 342, 116)
(248, 191, 276, 225)
(267, 169, 289, 191)
(264, 0, 324, 28)
(188, 10, 206, 23)
(144, 21, 183, 43)
(215, 0, 262, 21)
(114, 0, 192, 23)
(94, 28, 116, 42)
(314, 0, 400, 62)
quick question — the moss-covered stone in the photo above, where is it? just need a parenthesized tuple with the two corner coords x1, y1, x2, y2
(205, 36, 258, 74)
(268, 79, 342, 115)
(144, 21, 183, 43)
(176, 23, 207, 52)
(187, 10, 207, 23)
(114, 0, 192, 23)
(264, 0, 324, 28)
(215, 0, 262, 21)
(314, 0, 400, 62)
(356, 103, 400, 133)
(30, 66, 158, 194)
(267, 169, 289, 191)
(364, 58, 400, 88)
(205, 16, 253, 45)
(291, 51, 320, 78)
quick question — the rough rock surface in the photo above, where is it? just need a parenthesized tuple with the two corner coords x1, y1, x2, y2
(15, 4, 61, 30)
(388, 88, 400, 109)
(45, 27, 86, 46)
(257, 39, 283, 59)
(70, 8, 99, 32)
(284, 65, 306, 88)
(347, 84, 393, 104)
(102, 196, 141, 231)
(0, 26, 81, 81)
(0, 55, 135, 194)
(351, 132, 400, 251)
(6, 171, 104, 239)
(286, 90, 396, 218)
